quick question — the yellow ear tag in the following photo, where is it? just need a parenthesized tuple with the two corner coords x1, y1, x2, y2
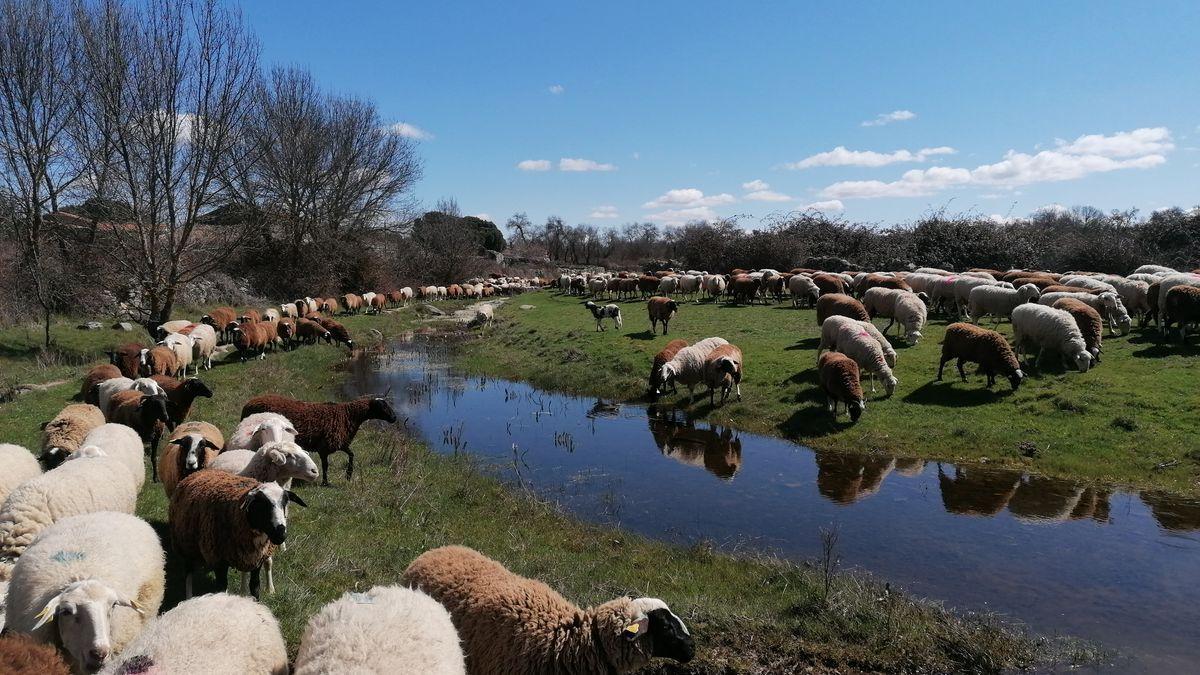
(623, 617, 649, 640)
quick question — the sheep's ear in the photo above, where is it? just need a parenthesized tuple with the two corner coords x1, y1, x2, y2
(286, 490, 308, 507)
(113, 592, 144, 615)
(622, 617, 649, 641)
(266, 448, 287, 466)
(202, 439, 221, 451)
(32, 593, 64, 629)
(40, 421, 50, 430)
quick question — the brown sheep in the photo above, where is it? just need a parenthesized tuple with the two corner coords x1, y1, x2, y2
(647, 297, 679, 335)
(1145, 280, 1162, 326)
(1011, 276, 1060, 291)
(811, 273, 847, 296)
(160, 421, 224, 497)
(201, 306, 237, 341)
(342, 293, 362, 314)
(858, 274, 912, 295)
(80, 363, 121, 403)
(144, 345, 180, 378)
(315, 317, 353, 349)
(106, 342, 146, 378)
(1041, 284, 1102, 295)
(369, 294, 386, 314)
(241, 394, 397, 485)
(703, 343, 743, 404)
(0, 634, 71, 675)
(108, 390, 174, 479)
(816, 293, 869, 324)
(448, 284, 463, 298)
(1053, 298, 1103, 362)
(387, 290, 403, 306)
(237, 309, 261, 324)
(649, 339, 688, 397)
(818, 352, 864, 421)
(295, 318, 331, 345)
(937, 322, 1024, 390)
(729, 275, 760, 305)
(968, 268, 1004, 277)
(151, 375, 214, 424)
(1163, 284, 1200, 341)
(277, 318, 297, 347)
(637, 275, 660, 297)
(39, 403, 106, 470)
(233, 323, 270, 361)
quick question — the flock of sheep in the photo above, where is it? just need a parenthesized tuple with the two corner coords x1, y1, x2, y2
(559, 264, 1200, 423)
(0, 278, 697, 674)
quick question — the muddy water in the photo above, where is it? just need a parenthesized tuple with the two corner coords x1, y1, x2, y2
(348, 335, 1200, 674)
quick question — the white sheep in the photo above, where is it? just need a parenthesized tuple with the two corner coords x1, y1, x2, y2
(293, 585, 465, 675)
(815, 316, 897, 396)
(0, 453, 138, 572)
(677, 274, 702, 300)
(968, 283, 1041, 324)
(280, 303, 298, 319)
(159, 332, 194, 378)
(1133, 264, 1177, 275)
(702, 274, 726, 300)
(262, 308, 281, 322)
(953, 277, 1005, 315)
(98, 593, 288, 675)
(858, 320, 897, 368)
(1039, 291, 1130, 335)
(788, 274, 819, 307)
(1011, 304, 1093, 372)
(3, 512, 164, 673)
(1062, 276, 1118, 294)
(0, 445, 40, 507)
(902, 272, 945, 296)
(658, 276, 679, 295)
(96, 377, 165, 420)
(1097, 275, 1151, 321)
(76, 423, 147, 492)
(187, 324, 218, 372)
(225, 412, 297, 451)
(914, 267, 953, 276)
(886, 292, 928, 344)
(659, 337, 729, 395)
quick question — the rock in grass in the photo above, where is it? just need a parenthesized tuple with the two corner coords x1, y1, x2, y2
(78, 321, 103, 330)
(113, 322, 134, 331)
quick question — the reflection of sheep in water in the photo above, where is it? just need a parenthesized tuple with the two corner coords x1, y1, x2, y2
(893, 458, 926, 477)
(1140, 491, 1200, 532)
(936, 464, 1021, 516)
(1007, 476, 1087, 523)
(814, 452, 895, 505)
(646, 408, 742, 480)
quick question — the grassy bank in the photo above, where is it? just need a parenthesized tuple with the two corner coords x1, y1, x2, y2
(456, 290, 1200, 495)
(0, 309, 1091, 673)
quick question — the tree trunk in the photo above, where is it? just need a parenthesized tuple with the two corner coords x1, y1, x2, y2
(43, 306, 51, 349)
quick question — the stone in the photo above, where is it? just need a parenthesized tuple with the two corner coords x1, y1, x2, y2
(113, 322, 134, 331)
(520, 305, 535, 310)
(77, 321, 103, 330)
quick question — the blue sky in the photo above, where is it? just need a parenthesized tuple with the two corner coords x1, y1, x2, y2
(244, 0, 1199, 228)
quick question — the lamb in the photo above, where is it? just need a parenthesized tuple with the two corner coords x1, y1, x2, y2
(584, 301, 623, 331)
(140, 345, 178, 378)
(106, 390, 172, 480)
(1038, 291, 1130, 335)
(240, 395, 397, 485)
(702, 274, 726, 300)
(293, 585, 465, 675)
(401, 545, 694, 675)
(703, 343, 743, 404)
(648, 339, 688, 397)
(1052, 298, 1104, 361)
(1163, 284, 1200, 341)
(659, 337, 730, 396)
(39, 404, 106, 470)
(97, 593, 288, 675)
(818, 352, 865, 421)
(227, 412, 297, 453)
(816, 293, 869, 324)
(170, 471, 306, 599)
(77, 423, 147, 491)
(96, 377, 166, 419)
(0, 634, 71, 675)
(199, 307, 236, 342)
(788, 274, 820, 307)
(186, 323, 217, 372)
(815, 316, 898, 396)
(105, 344, 145, 379)
(314, 317, 354, 349)
(80, 364, 121, 403)
(1011, 304, 1093, 372)
(0, 453, 138, 570)
(149, 375, 213, 424)
(3, 512, 164, 673)
(159, 422, 224, 498)
(0, 445, 40, 507)
(647, 297, 678, 335)
(967, 283, 1041, 324)
(937, 323, 1024, 390)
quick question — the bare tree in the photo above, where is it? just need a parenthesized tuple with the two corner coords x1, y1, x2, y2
(505, 211, 531, 244)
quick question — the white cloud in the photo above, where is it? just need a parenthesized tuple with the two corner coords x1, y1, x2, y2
(745, 190, 792, 202)
(390, 122, 433, 140)
(589, 205, 620, 219)
(1032, 203, 1070, 217)
(645, 206, 720, 227)
(559, 158, 616, 172)
(802, 199, 845, 213)
(742, 179, 770, 191)
(861, 109, 916, 127)
(820, 127, 1172, 200)
(472, 213, 491, 221)
(642, 188, 736, 209)
(987, 214, 1014, 224)
(548, 84, 565, 95)
(517, 159, 552, 171)
(784, 146, 956, 169)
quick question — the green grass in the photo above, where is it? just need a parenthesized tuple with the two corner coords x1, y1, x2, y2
(0, 308, 1095, 673)
(457, 290, 1200, 495)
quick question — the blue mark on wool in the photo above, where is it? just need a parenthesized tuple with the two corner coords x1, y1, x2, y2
(51, 550, 86, 563)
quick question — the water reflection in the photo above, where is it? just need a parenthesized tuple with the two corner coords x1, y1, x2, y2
(937, 464, 1022, 516)
(647, 406, 742, 480)
(1141, 491, 1200, 532)
(814, 452, 895, 504)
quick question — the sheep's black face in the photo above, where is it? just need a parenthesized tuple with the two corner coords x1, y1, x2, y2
(188, 379, 214, 398)
(371, 397, 398, 423)
(1008, 370, 1024, 391)
(849, 400, 865, 422)
(39, 446, 68, 471)
(246, 491, 288, 545)
(646, 608, 695, 662)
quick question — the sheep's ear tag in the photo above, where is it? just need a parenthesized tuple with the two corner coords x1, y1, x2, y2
(623, 618, 649, 640)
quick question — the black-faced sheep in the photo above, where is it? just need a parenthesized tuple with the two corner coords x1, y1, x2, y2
(240, 395, 397, 485)
(314, 317, 354, 349)
(107, 390, 173, 480)
(39, 403, 106, 470)
(647, 297, 678, 335)
(583, 301, 623, 331)
(159, 421, 224, 497)
(105, 343, 145, 379)
(401, 545, 694, 675)
(149, 375, 213, 424)
(937, 322, 1024, 390)
(818, 352, 864, 421)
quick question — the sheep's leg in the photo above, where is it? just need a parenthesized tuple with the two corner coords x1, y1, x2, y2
(240, 570, 250, 595)
(320, 453, 331, 486)
(734, 383, 741, 401)
(149, 442, 159, 482)
(957, 358, 967, 382)
(216, 565, 228, 594)
(663, 320, 669, 335)
(265, 556, 275, 594)
(249, 567, 262, 600)
(345, 447, 355, 480)
(936, 357, 947, 381)
(883, 318, 895, 335)
(184, 570, 194, 599)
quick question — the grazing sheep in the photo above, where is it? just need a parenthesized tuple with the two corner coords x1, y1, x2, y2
(885, 292, 928, 344)
(952, 277, 1005, 316)
(818, 352, 865, 421)
(583, 301, 623, 331)
(703, 343, 743, 404)
(80, 364, 121, 404)
(815, 316, 897, 396)
(857, 273, 912, 296)
(1040, 284, 1100, 295)
(647, 297, 678, 335)
(858, 320, 897, 368)
(0, 453, 138, 571)
(232, 323, 270, 360)
(1163, 284, 1200, 341)
(816, 293, 869, 324)
(199, 307, 237, 342)
(321, 296, 341, 314)
(369, 294, 386, 314)
(729, 275, 761, 305)
(1156, 273, 1200, 332)
(186, 323, 218, 372)
(140, 346, 178, 379)
(159, 422, 224, 498)
(659, 337, 730, 397)
(967, 283, 1042, 324)
(937, 323, 1024, 390)
(1011, 304, 1093, 372)
(702, 274, 726, 300)
(314, 317, 354, 349)
(293, 585, 465, 675)
(3, 512, 164, 673)
(39, 404, 106, 471)
(0, 445, 40, 507)
(810, 273, 846, 296)
(226, 413, 297, 452)
(97, 593, 288, 675)
(95, 377, 165, 420)
(105, 344, 145, 379)
(0, 634, 70, 675)
(1039, 291, 1130, 335)
(149, 375, 213, 425)
(649, 339, 689, 397)
(788, 274, 820, 307)
(861, 287, 904, 318)
(1052, 298, 1104, 362)
(401, 546, 694, 675)
(1062, 276, 1118, 294)
(677, 274, 702, 300)
(295, 318, 331, 345)
(170, 472, 305, 599)
(77, 423, 146, 491)
(106, 391, 172, 480)
(240, 395, 396, 485)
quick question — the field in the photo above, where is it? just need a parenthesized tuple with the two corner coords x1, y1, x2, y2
(0, 308, 1099, 674)
(457, 290, 1200, 495)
